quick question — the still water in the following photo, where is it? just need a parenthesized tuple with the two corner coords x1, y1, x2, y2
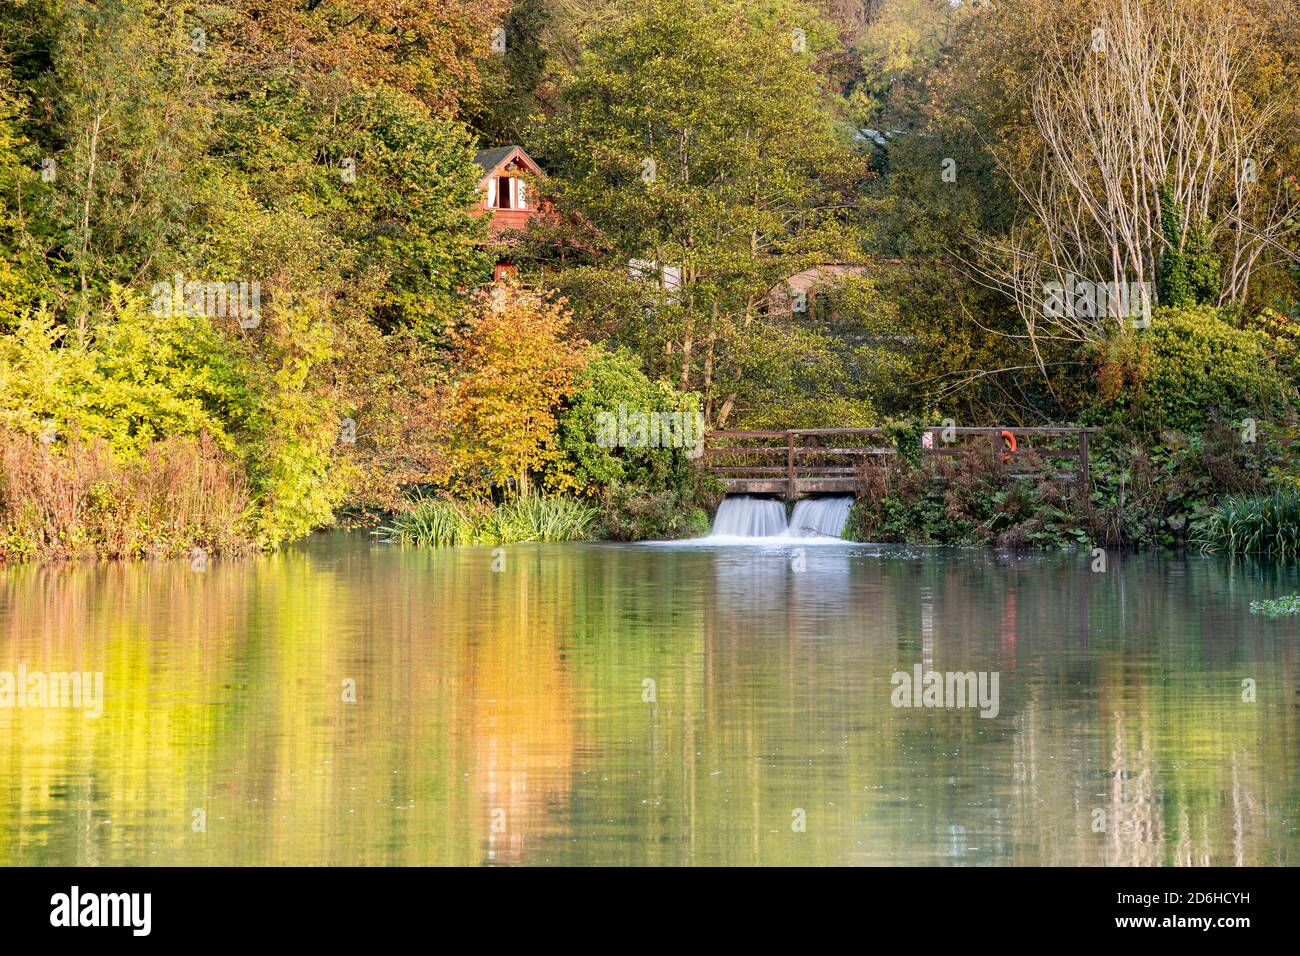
(1, 531, 1296, 866)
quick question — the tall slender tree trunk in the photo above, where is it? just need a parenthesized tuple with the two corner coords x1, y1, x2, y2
(76, 108, 105, 343)
(702, 321, 716, 426)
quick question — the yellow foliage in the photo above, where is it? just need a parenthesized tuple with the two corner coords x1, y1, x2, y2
(440, 285, 588, 497)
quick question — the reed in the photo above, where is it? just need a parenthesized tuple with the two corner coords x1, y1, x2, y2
(0, 429, 253, 561)
(384, 495, 598, 546)
(1194, 488, 1300, 557)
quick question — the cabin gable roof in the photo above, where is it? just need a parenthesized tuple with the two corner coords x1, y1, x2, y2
(473, 145, 545, 185)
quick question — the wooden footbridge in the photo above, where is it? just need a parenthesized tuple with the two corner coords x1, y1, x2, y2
(703, 427, 1100, 499)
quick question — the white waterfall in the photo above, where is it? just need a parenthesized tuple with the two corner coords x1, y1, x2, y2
(788, 496, 854, 539)
(708, 496, 789, 537)
(705, 495, 854, 541)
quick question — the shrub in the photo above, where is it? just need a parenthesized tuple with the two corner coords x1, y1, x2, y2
(545, 346, 720, 540)
(1091, 306, 1286, 433)
(599, 477, 719, 542)
(1086, 415, 1275, 550)
(437, 286, 588, 497)
(0, 299, 262, 458)
(845, 443, 1083, 548)
(0, 295, 349, 552)
(246, 306, 350, 547)
(1244, 307, 1300, 396)
(547, 346, 701, 494)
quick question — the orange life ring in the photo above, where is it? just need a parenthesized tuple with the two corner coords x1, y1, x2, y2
(1000, 430, 1017, 463)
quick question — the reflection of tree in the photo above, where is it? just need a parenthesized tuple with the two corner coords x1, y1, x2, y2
(1106, 710, 1165, 867)
(0, 560, 258, 865)
(471, 559, 576, 864)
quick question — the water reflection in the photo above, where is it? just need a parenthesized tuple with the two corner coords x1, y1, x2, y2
(0, 534, 1295, 866)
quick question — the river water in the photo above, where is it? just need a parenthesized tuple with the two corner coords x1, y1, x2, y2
(1, 531, 1296, 865)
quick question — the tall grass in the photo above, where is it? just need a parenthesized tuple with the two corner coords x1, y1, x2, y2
(1195, 488, 1300, 557)
(383, 495, 599, 546)
(0, 428, 253, 561)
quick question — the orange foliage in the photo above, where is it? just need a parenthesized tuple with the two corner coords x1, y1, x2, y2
(232, 0, 512, 114)
(440, 285, 589, 497)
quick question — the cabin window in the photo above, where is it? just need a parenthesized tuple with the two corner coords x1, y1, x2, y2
(494, 176, 513, 209)
(490, 172, 529, 210)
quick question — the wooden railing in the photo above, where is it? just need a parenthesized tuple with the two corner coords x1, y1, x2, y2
(704, 426, 1100, 498)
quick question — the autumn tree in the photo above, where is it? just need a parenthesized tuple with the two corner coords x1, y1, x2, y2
(0, 0, 501, 532)
(440, 285, 588, 497)
(229, 0, 512, 116)
(950, 0, 1300, 351)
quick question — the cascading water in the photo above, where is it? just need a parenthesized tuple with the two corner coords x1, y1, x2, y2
(705, 495, 854, 541)
(708, 496, 789, 538)
(787, 496, 853, 539)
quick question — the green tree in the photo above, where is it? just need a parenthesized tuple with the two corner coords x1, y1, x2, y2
(536, 0, 870, 427)
(6, 0, 213, 335)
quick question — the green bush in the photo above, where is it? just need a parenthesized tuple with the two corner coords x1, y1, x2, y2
(1092, 306, 1286, 434)
(0, 295, 262, 457)
(546, 346, 720, 539)
(599, 477, 718, 541)
(844, 445, 1084, 549)
(0, 293, 348, 551)
(1086, 416, 1276, 549)
(547, 346, 702, 494)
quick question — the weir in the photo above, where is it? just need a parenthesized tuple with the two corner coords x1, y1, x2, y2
(788, 496, 854, 538)
(708, 496, 789, 537)
(707, 495, 854, 540)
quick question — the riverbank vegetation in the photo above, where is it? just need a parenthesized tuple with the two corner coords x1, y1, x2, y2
(1196, 489, 1300, 557)
(1250, 595, 1300, 615)
(384, 495, 599, 546)
(1, 0, 1297, 560)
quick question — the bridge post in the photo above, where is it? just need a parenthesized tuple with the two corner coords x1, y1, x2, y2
(1077, 430, 1090, 500)
(786, 431, 796, 500)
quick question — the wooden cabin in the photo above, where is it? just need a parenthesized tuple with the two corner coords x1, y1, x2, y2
(472, 146, 547, 282)
(767, 264, 869, 318)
